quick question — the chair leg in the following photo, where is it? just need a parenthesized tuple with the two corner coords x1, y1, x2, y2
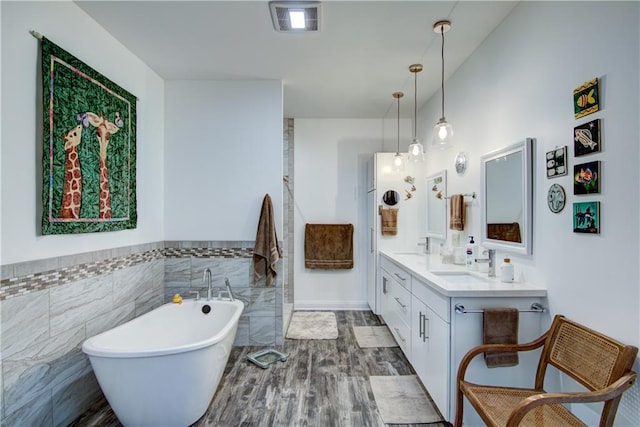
(454, 387, 464, 427)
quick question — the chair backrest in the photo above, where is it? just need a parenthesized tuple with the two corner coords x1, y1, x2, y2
(535, 315, 638, 424)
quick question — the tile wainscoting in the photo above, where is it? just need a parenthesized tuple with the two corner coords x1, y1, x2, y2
(0, 240, 283, 426)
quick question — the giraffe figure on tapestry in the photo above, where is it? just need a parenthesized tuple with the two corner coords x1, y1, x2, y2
(59, 124, 84, 219)
(85, 112, 121, 219)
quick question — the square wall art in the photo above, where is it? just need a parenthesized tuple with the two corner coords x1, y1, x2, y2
(573, 78, 599, 119)
(546, 146, 567, 178)
(573, 201, 600, 234)
(574, 119, 601, 156)
(574, 161, 600, 195)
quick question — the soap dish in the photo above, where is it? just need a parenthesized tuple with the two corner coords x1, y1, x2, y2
(246, 348, 288, 369)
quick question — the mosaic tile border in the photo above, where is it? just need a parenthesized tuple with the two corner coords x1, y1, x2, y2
(0, 249, 164, 301)
(0, 241, 261, 301)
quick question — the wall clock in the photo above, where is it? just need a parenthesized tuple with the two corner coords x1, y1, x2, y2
(454, 152, 467, 175)
(547, 183, 566, 213)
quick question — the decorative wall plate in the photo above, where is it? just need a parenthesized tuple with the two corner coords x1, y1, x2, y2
(454, 152, 467, 175)
(547, 183, 566, 213)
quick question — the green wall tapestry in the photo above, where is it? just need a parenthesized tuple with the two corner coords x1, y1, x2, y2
(41, 37, 137, 234)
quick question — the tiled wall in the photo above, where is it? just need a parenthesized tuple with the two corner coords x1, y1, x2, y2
(163, 241, 283, 346)
(0, 240, 283, 426)
(283, 118, 295, 328)
(0, 243, 165, 426)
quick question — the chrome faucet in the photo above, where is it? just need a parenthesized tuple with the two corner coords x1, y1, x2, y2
(475, 249, 496, 277)
(223, 278, 235, 301)
(203, 268, 213, 300)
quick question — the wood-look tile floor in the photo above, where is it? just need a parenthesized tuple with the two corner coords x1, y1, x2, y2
(71, 311, 451, 427)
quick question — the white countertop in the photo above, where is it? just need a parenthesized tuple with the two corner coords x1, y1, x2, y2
(380, 250, 547, 298)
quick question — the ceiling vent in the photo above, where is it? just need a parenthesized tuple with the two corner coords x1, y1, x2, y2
(269, 1, 321, 32)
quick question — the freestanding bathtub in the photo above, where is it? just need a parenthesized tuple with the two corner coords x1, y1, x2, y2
(82, 298, 244, 427)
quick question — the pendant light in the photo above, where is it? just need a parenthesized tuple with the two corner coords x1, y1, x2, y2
(408, 64, 425, 162)
(392, 92, 405, 173)
(432, 20, 453, 148)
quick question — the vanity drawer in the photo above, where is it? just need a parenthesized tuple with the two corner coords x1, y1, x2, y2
(388, 278, 412, 326)
(412, 277, 450, 323)
(380, 256, 411, 291)
(386, 307, 411, 356)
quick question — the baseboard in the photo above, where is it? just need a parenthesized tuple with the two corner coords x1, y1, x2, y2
(293, 300, 370, 311)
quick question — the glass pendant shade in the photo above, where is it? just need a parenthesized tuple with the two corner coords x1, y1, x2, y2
(408, 64, 424, 162)
(392, 152, 405, 173)
(392, 91, 405, 173)
(432, 20, 453, 149)
(433, 118, 453, 148)
(408, 139, 425, 162)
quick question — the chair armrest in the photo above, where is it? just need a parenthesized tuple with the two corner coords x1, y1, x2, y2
(505, 372, 638, 426)
(456, 332, 548, 384)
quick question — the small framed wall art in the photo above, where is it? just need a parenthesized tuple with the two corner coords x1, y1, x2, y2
(574, 161, 600, 195)
(573, 78, 599, 119)
(546, 146, 567, 178)
(574, 119, 601, 156)
(573, 201, 600, 234)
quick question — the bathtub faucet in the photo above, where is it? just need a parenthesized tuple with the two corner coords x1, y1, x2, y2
(221, 278, 235, 302)
(203, 268, 213, 300)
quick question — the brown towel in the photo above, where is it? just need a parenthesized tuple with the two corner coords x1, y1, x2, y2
(304, 224, 353, 269)
(483, 308, 519, 368)
(380, 208, 398, 236)
(253, 194, 282, 286)
(449, 194, 464, 231)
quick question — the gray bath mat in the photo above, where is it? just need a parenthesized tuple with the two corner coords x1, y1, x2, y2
(352, 326, 398, 348)
(286, 311, 338, 339)
(369, 375, 443, 424)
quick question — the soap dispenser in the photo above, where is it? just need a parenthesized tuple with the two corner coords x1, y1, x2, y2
(465, 236, 477, 270)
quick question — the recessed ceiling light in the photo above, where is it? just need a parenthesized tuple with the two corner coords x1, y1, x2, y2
(289, 10, 306, 29)
(269, 1, 321, 32)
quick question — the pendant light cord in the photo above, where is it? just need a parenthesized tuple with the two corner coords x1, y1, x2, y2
(413, 70, 418, 139)
(440, 26, 445, 119)
(397, 95, 400, 153)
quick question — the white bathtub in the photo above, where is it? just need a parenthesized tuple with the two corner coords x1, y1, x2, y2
(82, 298, 244, 427)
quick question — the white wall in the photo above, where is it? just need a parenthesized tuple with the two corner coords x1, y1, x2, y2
(164, 80, 283, 240)
(420, 1, 639, 348)
(294, 118, 413, 309)
(0, 1, 165, 265)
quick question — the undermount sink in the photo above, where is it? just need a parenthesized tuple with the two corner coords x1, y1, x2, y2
(432, 270, 494, 284)
(431, 271, 470, 276)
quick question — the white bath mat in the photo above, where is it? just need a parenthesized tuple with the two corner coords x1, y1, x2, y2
(369, 375, 443, 424)
(286, 311, 338, 340)
(352, 326, 398, 348)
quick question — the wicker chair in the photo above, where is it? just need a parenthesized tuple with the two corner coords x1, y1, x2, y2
(455, 315, 638, 427)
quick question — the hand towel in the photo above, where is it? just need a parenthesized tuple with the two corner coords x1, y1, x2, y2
(449, 194, 464, 231)
(304, 224, 353, 269)
(381, 208, 398, 236)
(253, 194, 282, 286)
(483, 308, 519, 368)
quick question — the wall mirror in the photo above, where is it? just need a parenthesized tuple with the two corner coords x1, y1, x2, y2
(382, 190, 399, 206)
(480, 138, 534, 255)
(425, 170, 447, 240)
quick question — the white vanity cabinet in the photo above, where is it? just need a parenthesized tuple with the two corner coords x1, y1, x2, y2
(378, 252, 547, 423)
(410, 286, 449, 419)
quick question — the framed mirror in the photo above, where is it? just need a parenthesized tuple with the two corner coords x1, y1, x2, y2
(382, 190, 399, 206)
(480, 138, 534, 255)
(425, 170, 447, 240)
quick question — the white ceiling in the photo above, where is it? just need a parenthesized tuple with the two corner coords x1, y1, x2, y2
(75, 1, 518, 119)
